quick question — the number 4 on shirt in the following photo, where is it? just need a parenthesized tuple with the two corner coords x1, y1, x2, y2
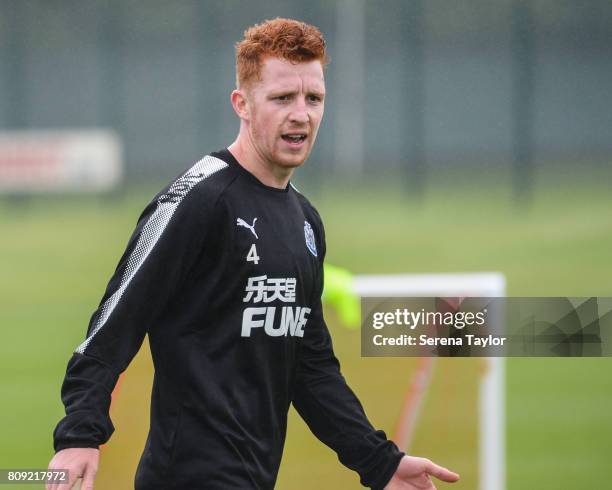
(246, 244, 260, 264)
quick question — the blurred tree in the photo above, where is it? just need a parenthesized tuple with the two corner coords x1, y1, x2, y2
(512, 0, 535, 205)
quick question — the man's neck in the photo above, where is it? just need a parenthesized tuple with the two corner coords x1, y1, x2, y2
(227, 138, 292, 190)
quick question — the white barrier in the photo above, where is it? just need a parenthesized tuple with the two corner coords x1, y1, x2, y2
(0, 130, 123, 193)
(353, 272, 506, 490)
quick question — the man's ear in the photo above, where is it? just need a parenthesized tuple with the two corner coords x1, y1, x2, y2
(231, 89, 250, 121)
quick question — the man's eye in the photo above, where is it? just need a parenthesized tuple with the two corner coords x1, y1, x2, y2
(275, 95, 289, 101)
(308, 95, 322, 103)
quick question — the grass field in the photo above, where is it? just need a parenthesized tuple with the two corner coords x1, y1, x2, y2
(1, 164, 611, 489)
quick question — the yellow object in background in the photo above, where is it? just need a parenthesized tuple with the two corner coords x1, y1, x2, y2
(322, 264, 361, 329)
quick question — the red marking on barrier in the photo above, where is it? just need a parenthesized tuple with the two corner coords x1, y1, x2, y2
(393, 356, 436, 452)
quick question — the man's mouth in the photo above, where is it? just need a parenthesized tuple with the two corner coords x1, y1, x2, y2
(281, 133, 307, 145)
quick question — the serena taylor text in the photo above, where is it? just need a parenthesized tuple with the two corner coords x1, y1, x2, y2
(372, 334, 506, 348)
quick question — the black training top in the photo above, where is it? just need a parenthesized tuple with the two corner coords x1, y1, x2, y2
(53, 149, 404, 489)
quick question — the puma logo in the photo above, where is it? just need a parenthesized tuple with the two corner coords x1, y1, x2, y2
(236, 217, 258, 239)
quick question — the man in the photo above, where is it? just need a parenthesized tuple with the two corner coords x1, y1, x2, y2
(47, 18, 459, 490)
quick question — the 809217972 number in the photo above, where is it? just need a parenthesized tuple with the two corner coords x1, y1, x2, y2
(1, 469, 68, 484)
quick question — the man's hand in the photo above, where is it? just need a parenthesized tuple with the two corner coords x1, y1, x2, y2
(46, 448, 99, 490)
(384, 455, 460, 490)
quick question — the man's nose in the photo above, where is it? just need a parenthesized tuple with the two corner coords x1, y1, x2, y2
(289, 99, 309, 124)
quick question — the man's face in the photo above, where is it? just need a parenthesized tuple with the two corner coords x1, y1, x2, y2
(244, 57, 325, 171)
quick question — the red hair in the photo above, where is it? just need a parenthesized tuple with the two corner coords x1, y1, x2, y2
(235, 18, 329, 88)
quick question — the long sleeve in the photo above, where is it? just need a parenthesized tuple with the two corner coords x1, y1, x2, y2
(53, 160, 225, 452)
(292, 216, 405, 490)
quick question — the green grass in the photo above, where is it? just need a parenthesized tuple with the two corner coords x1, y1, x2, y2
(1, 166, 611, 489)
